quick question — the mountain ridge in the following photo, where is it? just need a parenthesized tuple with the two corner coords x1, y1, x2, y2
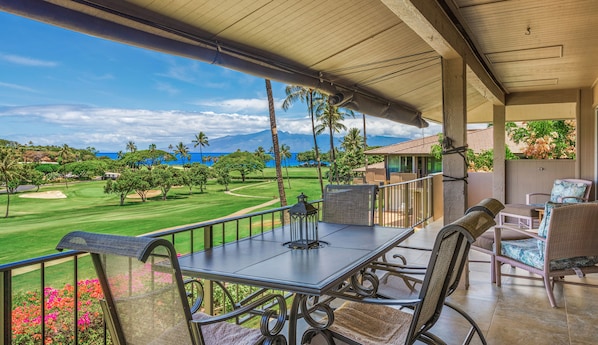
(205, 130, 409, 152)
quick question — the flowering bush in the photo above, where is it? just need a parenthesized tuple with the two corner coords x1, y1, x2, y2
(12, 279, 107, 345)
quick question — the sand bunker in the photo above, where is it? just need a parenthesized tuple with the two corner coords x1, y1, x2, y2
(126, 190, 162, 199)
(20, 191, 67, 199)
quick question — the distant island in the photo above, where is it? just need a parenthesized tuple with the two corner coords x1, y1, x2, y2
(205, 130, 409, 153)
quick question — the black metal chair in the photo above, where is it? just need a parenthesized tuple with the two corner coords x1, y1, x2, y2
(303, 209, 495, 345)
(322, 184, 378, 226)
(57, 231, 287, 345)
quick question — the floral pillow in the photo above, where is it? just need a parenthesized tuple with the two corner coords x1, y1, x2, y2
(550, 179, 588, 203)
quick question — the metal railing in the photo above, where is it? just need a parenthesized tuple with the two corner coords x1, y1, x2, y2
(1, 176, 435, 344)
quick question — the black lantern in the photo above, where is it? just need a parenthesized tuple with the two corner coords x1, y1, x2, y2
(288, 193, 319, 249)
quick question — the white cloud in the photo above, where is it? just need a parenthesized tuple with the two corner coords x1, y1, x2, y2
(0, 82, 37, 93)
(193, 98, 285, 113)
(0, 53, 58, 67)
(0, 104, 440, 151)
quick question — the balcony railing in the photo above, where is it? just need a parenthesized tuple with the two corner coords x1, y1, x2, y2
(0, 177, 434, 344)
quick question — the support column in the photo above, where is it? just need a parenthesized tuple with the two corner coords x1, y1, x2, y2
(493, 105, 506, 203)
(578, 88, 596, 200)
(442, 57, 468, 224)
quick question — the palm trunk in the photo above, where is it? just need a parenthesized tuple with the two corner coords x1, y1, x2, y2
(329, 126, 337, 183)
(265, 79, 287, 208)
(4, 186, 9, 218)
(309, 92, 324, 195)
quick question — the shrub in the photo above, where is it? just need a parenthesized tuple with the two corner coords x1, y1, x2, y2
(12, 279, 106, 344)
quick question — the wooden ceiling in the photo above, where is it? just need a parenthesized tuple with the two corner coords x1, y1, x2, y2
(2, 0, 596, 125)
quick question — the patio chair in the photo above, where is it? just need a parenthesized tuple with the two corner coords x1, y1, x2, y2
(495, 202, 598, 307)
(499, 178, 592, 229)
(303, 209, 495, 345)
(56, 231, 287, 345)
(322, 184, 378, 226)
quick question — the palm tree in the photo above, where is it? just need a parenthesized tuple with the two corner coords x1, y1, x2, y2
(341, 128, 364, 152)
(0, 148, 21, 218)
(265, 79, 287, 207)
(315, 102, 355, 183)
(174, 142, 191, 165)
(282, 85, 325, 195)
(126, 141, 137, 153)
(58, 144, 73, 189)
(192, 131, 209, 163)
(254, 146, 269, 177)
(280, 143, 292, 189)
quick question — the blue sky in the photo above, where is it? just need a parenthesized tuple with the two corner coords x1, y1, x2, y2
(0, 11, 441, 152)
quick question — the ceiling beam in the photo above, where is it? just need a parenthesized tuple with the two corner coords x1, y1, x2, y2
(381, 0, 505, 105)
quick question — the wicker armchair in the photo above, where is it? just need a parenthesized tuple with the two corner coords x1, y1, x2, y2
(499, 178, 592, 229)
(56, 231, 287, 345)
(322, 184, 378, 226)
(304, 209, 495, 345)
(495, 202, 598, 307)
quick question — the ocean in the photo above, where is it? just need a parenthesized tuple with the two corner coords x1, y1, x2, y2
(97, 152, 302, 168)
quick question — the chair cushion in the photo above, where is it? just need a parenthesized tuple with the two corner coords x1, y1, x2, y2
(537, 202, 564, 238)
(550, 179, 588, 203)
(149, 312, 262, 345)
(473, 228, 529, 252)
(500, 238, 544, 269)
(327, 301, 411, 345)
(500, 238, 598, 271)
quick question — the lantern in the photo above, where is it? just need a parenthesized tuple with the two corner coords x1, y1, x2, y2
(288, 193, 319, 249)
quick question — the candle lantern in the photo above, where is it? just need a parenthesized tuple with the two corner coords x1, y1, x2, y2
(288, 193, 319, 249)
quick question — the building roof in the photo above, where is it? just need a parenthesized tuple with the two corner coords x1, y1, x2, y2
(365, 127, 524, 156)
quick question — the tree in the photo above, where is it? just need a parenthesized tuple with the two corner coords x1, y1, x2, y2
(120, 149, 175, 169)
(126, 141, 137, 153)
(0, 148, 22, 218)
(214, 151, 264, 182)
(192, 132, 209, 164)
(186, 163, 211, 194)
(341, 128, 364, 152)
(58, 144, 74, 189)
(214, 163, 231, 191)
(280, 143, 292, 189)
(62, 160, 108, 180)
(174, 142, 191, 165)
(282, 85, 325, 195)
(152, 165, 178, 200)
(506, 120, 576, 159)
(133, 169, 153, 202)
(104, 170, 138, 205)
(266, 79, 287, 207)
(315, 102, 354, 183)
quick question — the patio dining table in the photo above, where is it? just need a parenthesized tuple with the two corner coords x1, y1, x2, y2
(177, 221, 414, 345)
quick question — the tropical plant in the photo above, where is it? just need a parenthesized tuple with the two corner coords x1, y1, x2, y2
(12, 279, 105, 345)
(126, 140, 137, 153)
(266, 79, 287, 206)
(174, 142, 191, 165)
(340, 127, 364, 152)
(282, 85, 325, 195)
(280, 143, 292, 189)
(315, 102, 355, 183)
(0, 148, 22, 218)
(506, 120, 576, 159)
(192, 131, 210, 163)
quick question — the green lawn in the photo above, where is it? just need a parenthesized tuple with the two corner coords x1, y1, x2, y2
(0, 167, 325, 264)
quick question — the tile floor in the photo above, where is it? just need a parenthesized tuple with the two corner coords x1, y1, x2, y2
(390, 218, 598, 345)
